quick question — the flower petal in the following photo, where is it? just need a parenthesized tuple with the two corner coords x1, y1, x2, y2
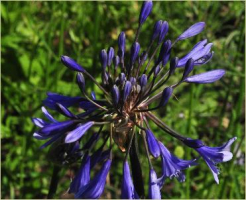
(32, 118, 49, 128)
(149, 169, 161, 199)
(65, 122, 94, 143)
(75, 159, 112, 199)
(185, 69, 225, 84)
(121, 161, 139, 199)
(69, 154, 91, 194)
(43, 93, 82, 110)
(145, 129, 160, 158)
(39, 120, 75, 136)
(39, 133, 61, 149)
(177, 22, 205, 41)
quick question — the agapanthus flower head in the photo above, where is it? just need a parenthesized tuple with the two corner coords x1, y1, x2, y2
(32, 1, 235, 199)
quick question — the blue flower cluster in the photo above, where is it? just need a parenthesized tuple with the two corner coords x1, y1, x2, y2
(32, 1, 236, 198)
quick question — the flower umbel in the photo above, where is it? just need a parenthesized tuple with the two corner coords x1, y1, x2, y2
(32, 1, 236, 199)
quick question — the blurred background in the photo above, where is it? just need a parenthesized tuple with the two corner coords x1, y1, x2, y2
(1, 1, 245, 199)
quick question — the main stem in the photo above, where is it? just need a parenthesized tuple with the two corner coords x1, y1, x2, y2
(47, 165, 61, 199)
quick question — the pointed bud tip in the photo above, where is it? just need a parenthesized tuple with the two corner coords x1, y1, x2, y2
(61, 56, 85, 72)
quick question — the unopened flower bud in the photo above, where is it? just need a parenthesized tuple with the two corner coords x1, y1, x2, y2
(158, 21, 169, 43)
(152, 20, 162, 41)
(159, 87, 173, 107)
(107, 47, 114, 66)
(100, 49, 107, 70)
(139, 0, 153, 25)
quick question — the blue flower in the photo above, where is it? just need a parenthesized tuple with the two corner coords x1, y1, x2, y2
(148, 169, 161, 199)
(184, 137, 237, 184)
(158, 141, 197, 186)
(75, 159, 112, 199)
(65, 122, 94, 143)
(145, 129, 160, 158)
(69, 153, 90, 194)
(121, 161, 139, 199)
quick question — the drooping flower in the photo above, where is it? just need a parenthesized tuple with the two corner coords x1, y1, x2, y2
(75, 159, 112, 199)
(158, 141, 197, 186)
(148, 169, 161, 199)
(183, 137, 237, 184)
(32, 1, 235, 199)
(69, 153, 91, 194)
(145, 129, 161, 158)
(121, 161, 139, 199)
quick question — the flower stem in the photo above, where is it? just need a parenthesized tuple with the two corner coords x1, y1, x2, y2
(186, 81, 195, 199)
(47, 165, 61, 199)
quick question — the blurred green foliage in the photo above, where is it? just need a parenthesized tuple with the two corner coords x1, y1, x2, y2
(1, 1, 245, 199)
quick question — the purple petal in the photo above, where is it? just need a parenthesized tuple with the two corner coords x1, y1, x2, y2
(61, 56, 85, 72)
(177, 39, 208, 67)
(43, 93, 82, 110)
(32, 118, 49, 128)
(69, 154, 91, 194)
(75, 159, 112, 199)
(65, 122, 94, 143)
(121, 161, 139, 199)
(39, 133, 61, 149)
(192, 43, 213, 61)
(145, 129, 160, 158)
(177, 22, 205, 41)
(56, 103, 77, 118)
(41, 106, 57, 123)
(149, 169, 161, 199)
(185, 69, 225, 84)
(33, 132, 53, 140)
(194, 52, 214, 66)
(207, 137, 237, 152)
(39, 120, 75, 136)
